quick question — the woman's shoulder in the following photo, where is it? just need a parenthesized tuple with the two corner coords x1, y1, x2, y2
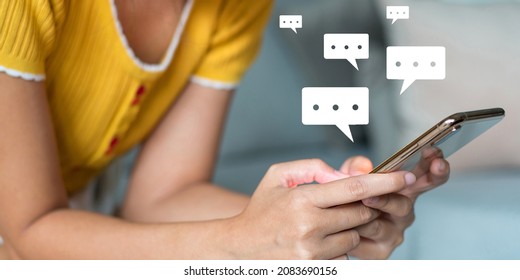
(188, 0, 273, 87)
(0, 0, 66, 81)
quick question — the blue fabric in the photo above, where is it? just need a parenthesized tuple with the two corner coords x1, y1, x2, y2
(391, 169, 520, 259)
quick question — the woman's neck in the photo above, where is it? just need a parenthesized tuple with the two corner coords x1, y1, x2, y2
(114, 0, 187, 64)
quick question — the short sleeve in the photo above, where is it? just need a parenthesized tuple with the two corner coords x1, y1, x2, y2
(191, 0, 273, 89)
(0, 0, 62, 81)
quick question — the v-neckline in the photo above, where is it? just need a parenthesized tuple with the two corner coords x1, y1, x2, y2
(108, 0, 194, 73)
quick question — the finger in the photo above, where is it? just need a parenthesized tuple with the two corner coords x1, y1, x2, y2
(340, 156, 374, 176)
(362, 194, 413, 218)
(300, 172, 417, 208)
(410, 147, 444, 178)
(320, 203, 380, 234)
(431, 158, 450, 179)
(355, 219, 401, 243)
(401, 158, 450, 199)
(391, 211, 416, 230)
(320, 230, 360, 259)
(348, 238, 400, 260)
(331, 255, 349, 260)
(422, 157, 450, 189)
(263, 159, 347, 188)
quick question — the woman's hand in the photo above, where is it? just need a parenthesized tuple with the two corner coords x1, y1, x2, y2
(340, 155, 450, 259)
(228, 159, 416, 259)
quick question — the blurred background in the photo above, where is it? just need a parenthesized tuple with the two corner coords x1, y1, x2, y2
(212, 0, 520, 259)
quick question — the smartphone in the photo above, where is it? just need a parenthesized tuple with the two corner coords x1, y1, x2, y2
(371, 108, 505, 176)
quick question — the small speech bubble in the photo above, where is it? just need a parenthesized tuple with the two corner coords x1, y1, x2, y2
(279, 15, 302, 34)
(387, 46, 446, 95)
(324, 34, 369, 71)
(387, 6, 409, 24)
(302, 87, 369, 142)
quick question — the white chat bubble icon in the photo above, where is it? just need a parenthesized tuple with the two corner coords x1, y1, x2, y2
(324, 34, 369, 71)
(302, 87, 369, 142)
(279, 15, 302, 34)
(387, 6, 409, 24)
(387, 46, 446, 95)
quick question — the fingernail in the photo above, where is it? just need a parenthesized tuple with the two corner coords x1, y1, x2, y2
(363, 196, 379, 204)
(438, 160, 446, 172)
(405, 172, 417, 186)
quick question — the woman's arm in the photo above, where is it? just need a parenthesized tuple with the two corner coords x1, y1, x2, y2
(0, 73, 417, 259)
(121, 82, 249, 222)
(0, 74, 233, 259)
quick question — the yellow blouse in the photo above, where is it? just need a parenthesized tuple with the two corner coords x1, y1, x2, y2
(0, 0, 273, 194)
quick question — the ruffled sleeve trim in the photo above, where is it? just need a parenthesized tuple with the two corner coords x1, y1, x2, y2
(0, 65, 45, 81)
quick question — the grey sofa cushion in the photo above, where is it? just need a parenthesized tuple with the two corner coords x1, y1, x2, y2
(375, 0, 520, 171)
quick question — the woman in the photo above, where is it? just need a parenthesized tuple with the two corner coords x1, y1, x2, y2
(0, 0, 449, 259)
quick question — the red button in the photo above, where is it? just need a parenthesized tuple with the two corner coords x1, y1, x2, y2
(105, 136, 119, 155)
(131, 85, 146, 106)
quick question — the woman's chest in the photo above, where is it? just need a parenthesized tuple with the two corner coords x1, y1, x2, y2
(41, 0, 198, 171)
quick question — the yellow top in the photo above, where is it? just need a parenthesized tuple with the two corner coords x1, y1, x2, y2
(0, 0, 273, 194)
